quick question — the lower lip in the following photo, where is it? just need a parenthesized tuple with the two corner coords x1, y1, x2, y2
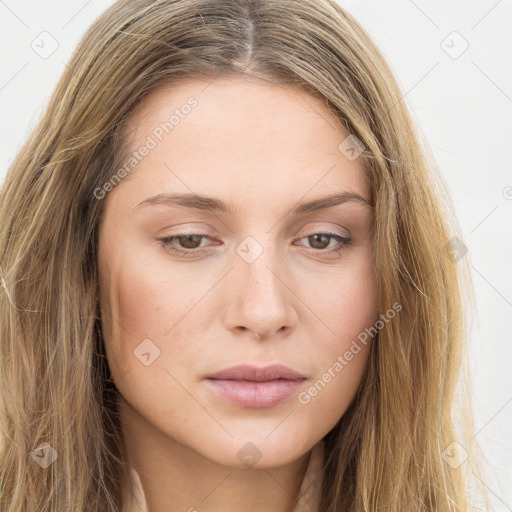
(204, 378, 305, 408)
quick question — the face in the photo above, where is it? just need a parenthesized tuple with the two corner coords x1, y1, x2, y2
(97, 75, 378, 468)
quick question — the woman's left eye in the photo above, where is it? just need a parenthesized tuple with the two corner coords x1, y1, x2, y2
(157, 232, 352, 257)
(296, 233, 352, 254)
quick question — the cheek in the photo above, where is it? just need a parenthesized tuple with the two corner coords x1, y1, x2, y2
(99, 251, 225, 454)
(100, 248, 215, 386)
(305, 246, 378, 348)
(99, 249, 175, 382)
(296, 340, 371, 442)
(295, 252, 377, 428)
(295, 330, 374, 442)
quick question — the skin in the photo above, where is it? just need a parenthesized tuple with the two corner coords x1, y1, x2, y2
(97, 75, 378, 512)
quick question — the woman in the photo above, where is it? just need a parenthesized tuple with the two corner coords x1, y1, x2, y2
(0, 0, 489, 510)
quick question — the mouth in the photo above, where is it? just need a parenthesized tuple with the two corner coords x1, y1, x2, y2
(204, 364, 307, 409)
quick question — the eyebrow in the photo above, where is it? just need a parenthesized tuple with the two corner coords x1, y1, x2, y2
(132, 191, 373, 216)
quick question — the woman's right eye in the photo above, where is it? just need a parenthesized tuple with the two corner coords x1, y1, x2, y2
(157, 234, 214, 256)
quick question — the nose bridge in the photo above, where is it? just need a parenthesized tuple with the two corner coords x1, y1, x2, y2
(242, 250, 281, 300)
(238, 237, 286, 307)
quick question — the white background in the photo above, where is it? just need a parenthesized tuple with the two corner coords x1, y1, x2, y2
(1, 1, 511, 509)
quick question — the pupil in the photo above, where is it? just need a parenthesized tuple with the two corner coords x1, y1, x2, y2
(311, 234, 328, 249)
(181, 235, 200, 248)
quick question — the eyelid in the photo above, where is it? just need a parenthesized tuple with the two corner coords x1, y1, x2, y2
(157, 223, 350, 243)
(158, 220, 351, 237)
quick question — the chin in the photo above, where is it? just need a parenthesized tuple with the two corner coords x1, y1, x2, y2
(192, 430, 314, 469)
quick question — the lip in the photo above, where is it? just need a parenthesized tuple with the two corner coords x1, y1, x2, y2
(206, 364, 306, 382)
(204, 364, 307, 409)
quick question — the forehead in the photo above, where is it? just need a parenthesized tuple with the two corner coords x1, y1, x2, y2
(114, 75, 370, 205)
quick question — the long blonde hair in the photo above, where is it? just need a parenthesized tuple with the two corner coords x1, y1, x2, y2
(0, 0, 489, 510)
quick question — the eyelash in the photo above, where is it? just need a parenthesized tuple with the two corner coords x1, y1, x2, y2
(156, 232, 352, 258)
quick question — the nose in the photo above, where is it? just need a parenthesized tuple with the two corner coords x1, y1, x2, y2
(222, 246, 298, 341)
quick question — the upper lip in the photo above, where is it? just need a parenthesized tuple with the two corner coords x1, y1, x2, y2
(205, 364, 306, 382)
